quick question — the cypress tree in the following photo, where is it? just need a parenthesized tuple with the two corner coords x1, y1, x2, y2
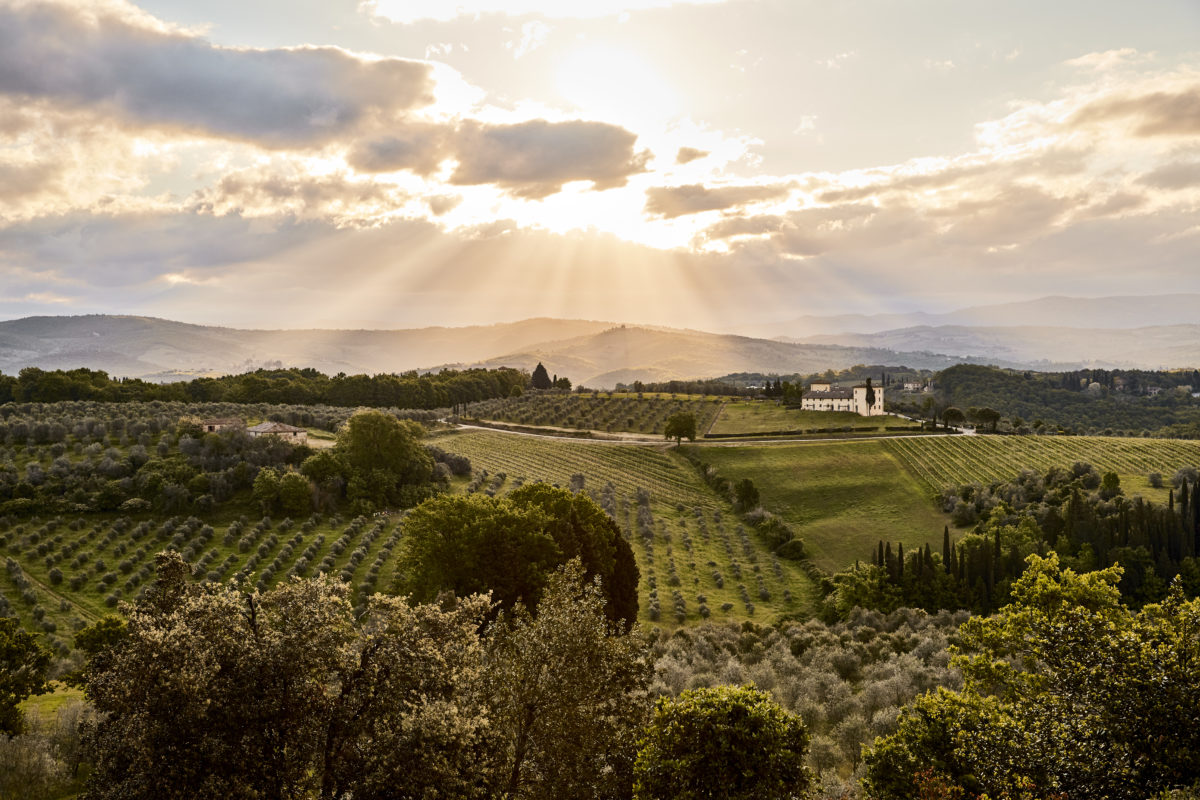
(885, 542, 896, 581)
(942, 526, 951, 573)
(877, 540, 885, 568)
(897, 543, 905, 579)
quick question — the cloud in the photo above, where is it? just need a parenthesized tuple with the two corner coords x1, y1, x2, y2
(1138, 160, 1200, 190)
(191, 167, 398, 221)
(347, 124, 454, 175)
(675, 146, 708, 164)
(450, 119, 650, 198)
(1071, 85, 1200, 137)
(506, 20, 551, 59)
(0, 160, 64, 203)
(644, 183, 791, 218)
(0, 1, 435, 149)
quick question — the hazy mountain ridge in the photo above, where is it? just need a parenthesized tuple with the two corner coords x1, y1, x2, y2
(1, 312, 1197, 389)
(742, 294, 1200, 338)
(790, 324, 1200, 370)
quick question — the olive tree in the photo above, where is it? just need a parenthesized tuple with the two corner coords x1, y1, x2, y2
(633, 684, 813, 800)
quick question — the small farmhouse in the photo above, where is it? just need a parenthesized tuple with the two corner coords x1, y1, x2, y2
(800, 381, 885, 416)
(246, 421, 308, 443)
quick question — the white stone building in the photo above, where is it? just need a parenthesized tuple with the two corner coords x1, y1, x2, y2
(800, 381, 885, 416)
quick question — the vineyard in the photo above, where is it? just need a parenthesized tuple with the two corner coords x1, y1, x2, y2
(461, 392, 723, 436)
(432, 429, 820, 624)
(883, 434, 1200, 498)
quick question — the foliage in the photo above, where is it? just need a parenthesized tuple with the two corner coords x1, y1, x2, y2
(664, 412, 697, 445)
(531, 363, 553, 391)
(81, 551, 496, 800)
(863, 554, 1200, 799)
(396, 486, 639, 628)
(633, 684, 813, 800)
(484, 560, 652, 800)
(1, 365, 528, 411)
(931, 363, 1200, 437)
(0, 699, 92, 800)
(0, 616, 51, 735)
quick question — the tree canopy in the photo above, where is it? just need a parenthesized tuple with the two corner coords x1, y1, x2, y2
(396, 486, 639, 629)
(863, 553, 1200, 799)
(663, 412, 697, 446)
(0, 616, 51, 736)
(633, 684, 812, 800)
(75, 551, 648, 800)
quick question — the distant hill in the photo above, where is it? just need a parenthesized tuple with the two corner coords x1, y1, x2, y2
(740, 294, 1200, 338)
(790, 324, 1200, 370)
(460, 325, 1018, 388)
(2, 313, 1196, 389)
(0, 315, 616, 379)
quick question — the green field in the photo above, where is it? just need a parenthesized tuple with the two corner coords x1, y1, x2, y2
(707, 400, 911, 436)
(695, 433, 1200, 573)
(694, 440, 949, 572)
(431, 429, 821, 625)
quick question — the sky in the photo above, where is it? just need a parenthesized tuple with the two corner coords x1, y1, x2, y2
(0, 0, 1198, 331)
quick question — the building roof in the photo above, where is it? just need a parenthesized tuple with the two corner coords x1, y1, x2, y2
(246, 421, 306, 433)
(806, 387, 855, 399)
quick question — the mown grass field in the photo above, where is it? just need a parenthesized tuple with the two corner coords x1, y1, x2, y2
(694, 440, 949, 572)
(707, 400, 913, 436)
(431, 429, 822, 625)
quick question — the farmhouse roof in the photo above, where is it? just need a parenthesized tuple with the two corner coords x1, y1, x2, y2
(246, 421, 306, 433)
(807, 387, 855, 399)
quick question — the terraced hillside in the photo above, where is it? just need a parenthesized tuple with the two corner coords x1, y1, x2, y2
(432, 429, 820, 625)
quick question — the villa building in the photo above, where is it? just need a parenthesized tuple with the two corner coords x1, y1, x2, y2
(246, 421, 308, 442)
(801, 381, 885, 416)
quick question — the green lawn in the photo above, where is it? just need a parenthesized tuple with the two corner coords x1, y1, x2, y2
(707, 400, 910, 436)
(694, 440, 950, 572)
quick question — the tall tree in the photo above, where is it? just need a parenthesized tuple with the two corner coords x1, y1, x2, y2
(0, 617, 51, 736)
(663, 412, 697, 447)
(531, 363, 553, 391)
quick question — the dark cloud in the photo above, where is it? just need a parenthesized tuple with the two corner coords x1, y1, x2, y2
(1138, 160, 1200, 190)
(347, 123, 453, 174)
(644, 183, 791, 218)
(449, 120, 650, 199)
(675, 146, 708, 164)
(1072, 86, 1200, 137)
(0, 3, 434, 148)
(193, 169, 395, 217)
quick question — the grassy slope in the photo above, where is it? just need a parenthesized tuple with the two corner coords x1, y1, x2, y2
(431, 429, 821, 626)
(708, 400, 901, 435)
(694, 440, 949, 572)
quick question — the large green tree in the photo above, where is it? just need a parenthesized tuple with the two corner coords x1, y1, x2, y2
(663, 412, 697, 446)
(397, 487, 639, 629)
(633, 685, 812, 800)
(0, 617, 51, 736)
(863, 553, 1200, 799)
